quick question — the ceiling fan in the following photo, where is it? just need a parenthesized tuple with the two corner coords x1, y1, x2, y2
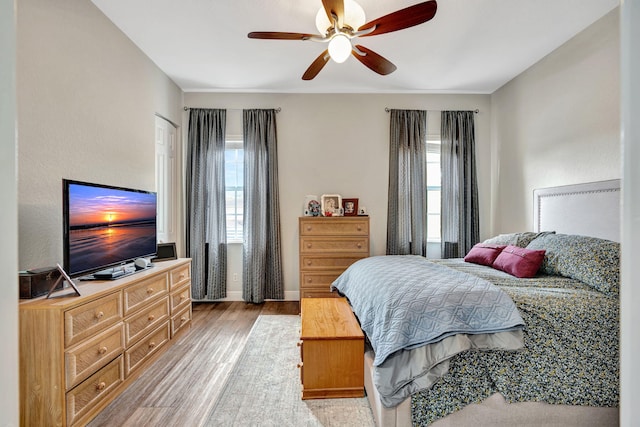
(248, 0, 437, 80)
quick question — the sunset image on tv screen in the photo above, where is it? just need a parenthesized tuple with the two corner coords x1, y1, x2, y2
(67, 183, 157, 275)
(69, 184, 156, 228)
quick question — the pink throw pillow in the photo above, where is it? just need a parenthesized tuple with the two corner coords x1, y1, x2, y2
(464, 244, 507, 266)
(493, 245, 546, 278)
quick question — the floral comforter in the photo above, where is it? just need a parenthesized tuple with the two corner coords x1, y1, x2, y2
(410, 259, 619, 425)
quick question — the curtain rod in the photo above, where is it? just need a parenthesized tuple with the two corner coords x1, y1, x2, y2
(183, 106, 281, 113)
(384, 107, 479, 114)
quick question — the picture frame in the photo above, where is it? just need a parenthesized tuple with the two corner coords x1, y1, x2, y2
(342, 198, 358, 216)
(154, 242, 177, 262)
(321, 194, 342, 217)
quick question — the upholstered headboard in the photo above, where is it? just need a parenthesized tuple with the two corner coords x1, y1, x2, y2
(533, 179, 621, 243)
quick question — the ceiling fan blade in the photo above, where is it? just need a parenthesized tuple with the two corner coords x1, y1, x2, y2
(352, 45, 397, 75)
(302, 50, 331, 80)
(358, 0, 437, 37)
(248, 31, 315, 40)
(322, 0, 344, 28)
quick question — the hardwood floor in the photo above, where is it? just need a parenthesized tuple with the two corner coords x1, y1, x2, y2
(88, 301, 300, 427)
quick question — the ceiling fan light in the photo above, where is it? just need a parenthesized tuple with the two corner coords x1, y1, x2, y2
(315, 0, 366, 33)
(328, 34, 352, 63)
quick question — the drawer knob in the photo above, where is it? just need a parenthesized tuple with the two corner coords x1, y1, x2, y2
(307, 278, 312, 283)
(149, 341, 156, 349)
(98, 346, 107, 355)
(179, 273, 185, 279)
(147, 288, 154, 294)
(148, 314, 155, 321)
(296, 341, 303, 347)
(306, 243, 312, 248)
(306, 226, 312, 231)
(357, 243, 362, 248)
(180, 295, 186, 301)
(180, 316, 187, 322)
(358, 227, 362, 231)
(95, 311, 104, 319)
(306, 260, 312, 266)
(96, 381, 106, 391)
(297, 362, 303, 368)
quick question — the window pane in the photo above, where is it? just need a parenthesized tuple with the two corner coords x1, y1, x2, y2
(427, 214, 441, 240)
(426, 165, 441, 187)
(225, 148, 243, 187)
(225, 145, 244, 240)
(426, 142, 441, 241)
(427, 189, 440, 214)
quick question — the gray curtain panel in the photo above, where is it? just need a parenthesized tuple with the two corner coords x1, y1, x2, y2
(386, 109, 429, 256)
(186, 108, 227, 300)
(441, 110, 479, 258)
(242, 109, 284, 303)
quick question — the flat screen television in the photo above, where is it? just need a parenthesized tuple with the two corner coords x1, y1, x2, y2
(63, 179, 157, 278)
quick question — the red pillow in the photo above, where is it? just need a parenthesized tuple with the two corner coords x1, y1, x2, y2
(464, 244, 507, 266)
(492, 245, 546, 278)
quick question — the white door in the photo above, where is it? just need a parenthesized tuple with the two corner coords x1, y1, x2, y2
(155, 116, 177, 244)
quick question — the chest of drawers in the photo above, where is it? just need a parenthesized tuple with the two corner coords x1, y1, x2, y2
(299, 216, 369, 298)
(19, 258, 192, 426)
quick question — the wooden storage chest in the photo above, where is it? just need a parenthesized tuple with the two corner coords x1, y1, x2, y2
(299, 297, 364, 399)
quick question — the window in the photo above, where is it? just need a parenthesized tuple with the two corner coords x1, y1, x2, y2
(426, 141, 441, 241)
(225, 139, 243, 242)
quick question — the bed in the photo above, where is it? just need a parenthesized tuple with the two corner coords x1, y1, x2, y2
(331, 179, 620, 426)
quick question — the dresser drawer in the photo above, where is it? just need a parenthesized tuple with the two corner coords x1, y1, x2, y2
(300, 218, 369, 236)
(123, 273, 169, 315)
(66, 356, 124, 426)
(170, 264, 191, 290)
(124, 321, 170, 377)
(124, 298, 170, 347)
(170, 283, 191, 313)
(65, 292, 123, 348)
(171, 304, 192, 337)
(300, 255, 367, 271)
(300, 236, 369, 254)
(300, 271, 344, 289)
(65, 323, 124, 390)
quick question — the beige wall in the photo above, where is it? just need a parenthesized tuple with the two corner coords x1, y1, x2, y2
(490, 9, 621, 234)
(184, 92, 491, 300)
(17, 0, 183, 271)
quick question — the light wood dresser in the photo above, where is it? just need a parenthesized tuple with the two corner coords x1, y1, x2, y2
(298, 216, 369, 298)
(298, 297, 364, 399)
(19, 258, 192, 426)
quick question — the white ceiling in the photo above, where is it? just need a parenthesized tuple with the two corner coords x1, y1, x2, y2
(91, 0, 619, 94)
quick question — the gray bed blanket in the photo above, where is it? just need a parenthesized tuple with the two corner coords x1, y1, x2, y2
(331, 255, 524, 366)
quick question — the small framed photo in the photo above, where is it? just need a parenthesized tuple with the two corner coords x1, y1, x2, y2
(342, 198, 358, 216)
(321, 194, 342, 217)
(154, 242, 177, 262)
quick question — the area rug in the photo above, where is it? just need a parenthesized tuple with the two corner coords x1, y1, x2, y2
(205, 315, 375, 426)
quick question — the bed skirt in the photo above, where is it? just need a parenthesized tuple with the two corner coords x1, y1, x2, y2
(364, 351, 619, 427)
